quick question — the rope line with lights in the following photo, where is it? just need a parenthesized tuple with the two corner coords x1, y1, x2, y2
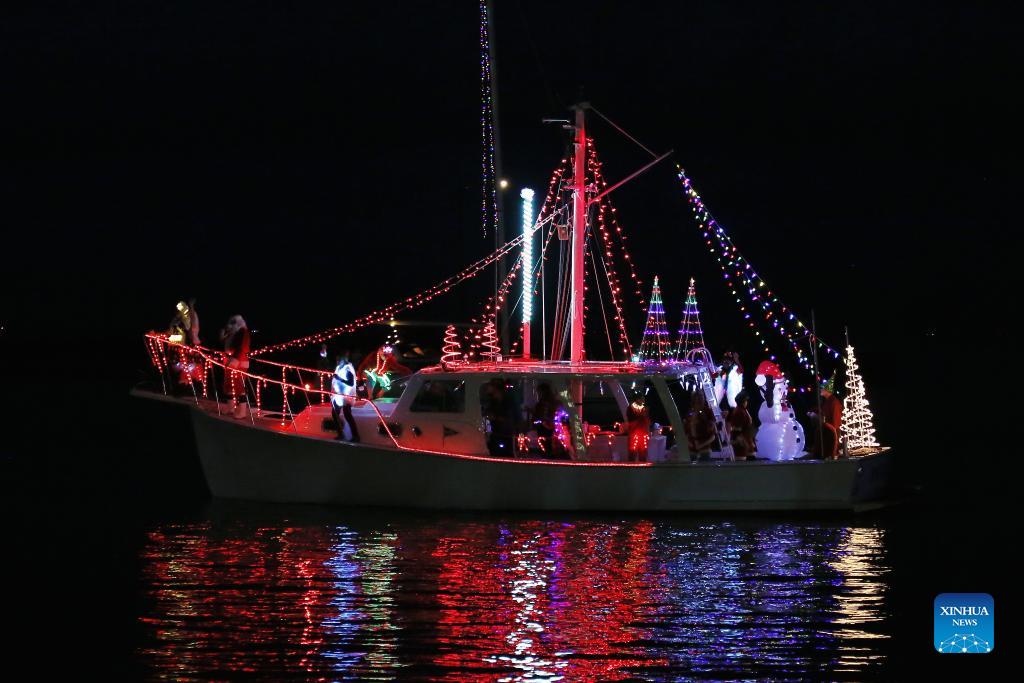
(250, 208, 564, 357)
(676, 166, 842, 377)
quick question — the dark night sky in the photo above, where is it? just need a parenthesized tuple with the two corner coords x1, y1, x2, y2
(8, 6, 1018, 671)
(5, 1, 1018, 371)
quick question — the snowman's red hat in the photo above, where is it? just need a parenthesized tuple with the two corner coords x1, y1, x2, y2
(755, 360, 783, 378)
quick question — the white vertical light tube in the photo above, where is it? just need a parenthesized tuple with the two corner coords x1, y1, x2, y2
(520, 187, 535, 357)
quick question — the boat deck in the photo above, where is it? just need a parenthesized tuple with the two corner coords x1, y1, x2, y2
(134, 388, 888, 469)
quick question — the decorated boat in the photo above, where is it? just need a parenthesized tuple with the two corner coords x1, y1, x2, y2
(136, 94, 893, 511)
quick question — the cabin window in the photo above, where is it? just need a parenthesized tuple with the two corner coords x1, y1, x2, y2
(409, 380, 466, 413)
(580, 380, 625, 431)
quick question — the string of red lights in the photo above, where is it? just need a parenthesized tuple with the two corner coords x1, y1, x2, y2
(250, 209, 562, 357)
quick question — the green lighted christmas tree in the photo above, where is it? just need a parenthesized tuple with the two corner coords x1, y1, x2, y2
(673, 277, 707, 360)
(637, 276, 671, 362)
(841, 344, 879, 450)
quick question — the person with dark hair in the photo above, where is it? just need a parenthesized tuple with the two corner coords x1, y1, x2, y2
(331, 350, 360, 442)
(482, 378, 516, 457)
(532, 383, 566, 458)
(728, 392, 757, 460)
(316, 343, 333, 373)
(685, 391, 718, 462)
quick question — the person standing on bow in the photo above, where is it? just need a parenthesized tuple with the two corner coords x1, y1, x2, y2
(331, 350, 360, 442)
(167, 299, 201, 388)
(219, 314, 251, 417)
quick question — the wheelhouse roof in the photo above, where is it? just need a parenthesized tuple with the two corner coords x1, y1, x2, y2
(418, 359, 712, 377)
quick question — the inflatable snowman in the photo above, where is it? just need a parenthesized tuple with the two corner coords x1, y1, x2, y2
(753, 360, 805, 460)
(713, 352, 743, 411)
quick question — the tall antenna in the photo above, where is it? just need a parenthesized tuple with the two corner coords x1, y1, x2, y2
(483, 0, 508, 353)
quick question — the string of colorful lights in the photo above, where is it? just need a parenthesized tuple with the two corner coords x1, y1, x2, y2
(673, 277, 707, 360)
(637, 276, 672, 362)
(676, 166, 842, 378)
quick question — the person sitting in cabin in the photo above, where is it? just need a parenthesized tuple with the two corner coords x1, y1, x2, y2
(481, 378, 516, 457)
(622, 396, 652, 462)
(220, 314, 251, 418)
(685, 391, 718, 462)
(532, 383, 568, 459)
(727, 392, 757, 460)
(331, 350, 360, 442)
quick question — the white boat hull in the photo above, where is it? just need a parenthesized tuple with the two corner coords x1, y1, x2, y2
(188, 403, 893, 511)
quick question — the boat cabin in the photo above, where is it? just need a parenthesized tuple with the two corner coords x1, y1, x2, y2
(290, 361, 723, 462)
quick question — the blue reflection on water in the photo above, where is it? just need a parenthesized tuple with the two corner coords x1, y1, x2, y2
(138, 515, 890, 680)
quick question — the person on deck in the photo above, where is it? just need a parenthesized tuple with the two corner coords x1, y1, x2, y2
(358, 344, 413, 398)
(685, 392, 718, 462)
(331, 351, 360, 442)
(622, 397, 652, 462)
(727, 392, 757, 460)
(316, 343, 333, 373)
(803, 410, 839, 460)
(482, 378, 516, 457)
(532, 383, 567, 459)
(220, 314, 250, 417)
(168, 299, 200, 346)
(819, 383, 844, 458)
(168, 299, 201, 388)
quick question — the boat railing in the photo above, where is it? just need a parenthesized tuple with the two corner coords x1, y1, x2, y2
(143, 333, 422, 452)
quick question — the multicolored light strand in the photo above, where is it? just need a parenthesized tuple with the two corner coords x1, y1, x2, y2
(676, 166, 841, 374)
(637, 276, 672, 363)
(673, 277, 707, 360)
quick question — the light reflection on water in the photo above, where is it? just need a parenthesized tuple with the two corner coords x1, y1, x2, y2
(139, 516, 890, 680)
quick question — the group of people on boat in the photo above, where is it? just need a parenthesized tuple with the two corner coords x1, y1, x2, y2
(692, 351, 845, 461)
(166, 300, 251, 417)
(160, 301, 847, 461)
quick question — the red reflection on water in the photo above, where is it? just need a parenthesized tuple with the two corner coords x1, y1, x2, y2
(430, 520, 668, 681)
(141, 525, 336, 678)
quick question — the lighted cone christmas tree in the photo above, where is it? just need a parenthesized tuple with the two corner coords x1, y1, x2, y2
(674, 277, 707, 360)
(480, 319, 500, 362)
(841, 344, 880, 450)
(441, 324, 463, 366)
(637, 276, 672, 362)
